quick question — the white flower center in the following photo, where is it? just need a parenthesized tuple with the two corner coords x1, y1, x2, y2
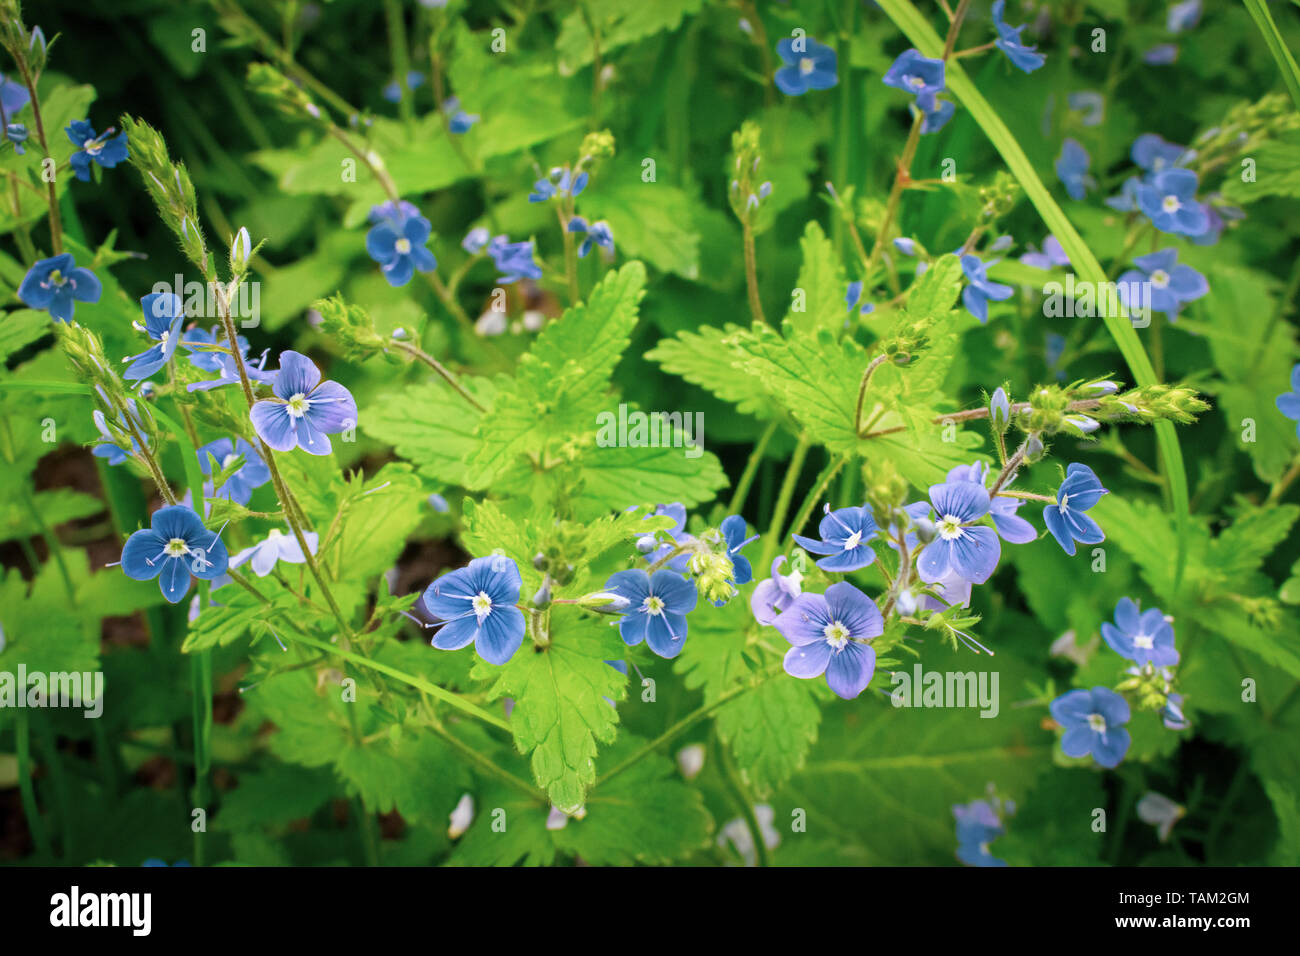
(642, 595, 665, 616)
(842, 530, 862, 550)
(1150, 269, 1170, 288)
(266, 529, 283, 542)
(164, 537, 190, 557)
(1161, 194, 1181, 213)
(86, 139, 104, 155)
(1087, 713, 1107, 733)
(907, 74, 926, 89)
(799, 57, 815, 74)
(1058, 493, 1070, 511)
(937, 515, 964, 540)
(1134, 634, 1154, 650)
(286, 393, 310, 418)
(472, 590, 493, 619)
(394, 238, 412, 255)
(822, 621, 850, 650)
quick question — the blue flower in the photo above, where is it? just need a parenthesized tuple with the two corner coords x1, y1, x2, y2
(1068, 91, 1104, 127)
(1163, 692, 1189, 731)
(720, 514, 757, 586)
(845, 280, 875, 316)
(441, 97, 479, 133)
(1055, 138, 1092, 200)
(196, 437, 270, 506)
(365, 202, 437, 286)
(918, 481, 1001, 584)
(1101, 597, 1178, 667)
(5, 122, 27, 153)
(946, 462, 1037, 544)
(1144, 43, 1179, 65)
(1117, 248, 1208, 318)
(774, 36, 838, 96)
(1042, 463, 1107, 556)
(91, 403, 144, 466)
(0, 72, 29, 116)
(383, 70, 426, 103)
(1137, 168, 1209, 237)
(604, 567, 698, 659)
(641, 502, 693, 573)
(423, 556, 526, 666)
(960, 254, 1013, 323)
(1019, 235, 1069, 270)
(250, 350, 358, 456)
(529, 166, 588, 203)
(750, 556, 803, 626)
(486, 235, 542, 283)
(1132, 133, 1190, 173)
(1050, 686, 1131, 768)
(186, 348, 278, 393)
(123, 293, 185, 381)
(792, 504, 879, 573)
(1168, 0, 1201, 33)
(1104, 176, 1142, 212)
(66, 119, 128, 182)
(1276, 364, 1300, 438)
(953, 800, 1007, 867)
(883, 50, 945, 112)
(567, 217, 614, 258)
(462, 227, 491, 254)
(181, 325, 249, 374)
(231, 528, 319, 578)
(774, 582, 883, 700)
(141, 859, 191, 867)
(991, 0, 1045, 72)
(920, 98, 955, 134)
(17, 253, 101, 322)
(121, 504, 229, 604)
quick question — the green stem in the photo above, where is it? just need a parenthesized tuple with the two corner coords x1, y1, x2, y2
(727, 420, 779, 514)
(288, 629, 512, 733)
(785, 454, 847, 544)
(758, 435, 811, 570)
(15, 710, 51, 859)
(594, 663, 782, 788)
(717, 732, 768, 866)
(876, 0, 1191, 599)
(742, 218, 767, 325)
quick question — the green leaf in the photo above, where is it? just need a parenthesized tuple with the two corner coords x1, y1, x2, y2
(0, 310, 52, 363)
(472, 619, 629, 813)
(555, 0, 704, 72)
(676, 599, 820, 795)
(784, 222, 845, 336)
(576, 159, 701, 279)
(363, 376, 494, 487)
(553, 735, 712, 864)
(645, 323, 776, 418)
(465, 262, 647, 487)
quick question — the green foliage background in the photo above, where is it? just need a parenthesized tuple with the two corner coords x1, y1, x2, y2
(0, 0, 1298, 867)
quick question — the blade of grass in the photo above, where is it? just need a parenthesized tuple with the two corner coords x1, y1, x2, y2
(1244, 0, 1300, 111)
(875, 0, 1191, 597)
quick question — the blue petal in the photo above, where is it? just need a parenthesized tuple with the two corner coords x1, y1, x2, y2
(824, 642, 875, 699)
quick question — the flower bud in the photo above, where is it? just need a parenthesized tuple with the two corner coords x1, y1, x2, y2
(531, 576, 552, 608)
(230, 226, 252, 272)
(913, 517, 937, 544)
(989, 387, 1010, 432)
(577, 591, 630, 614)
(447, 793, 475, 839)
(635, 534, 658, 554)
(1023, 433, 1045, 462)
